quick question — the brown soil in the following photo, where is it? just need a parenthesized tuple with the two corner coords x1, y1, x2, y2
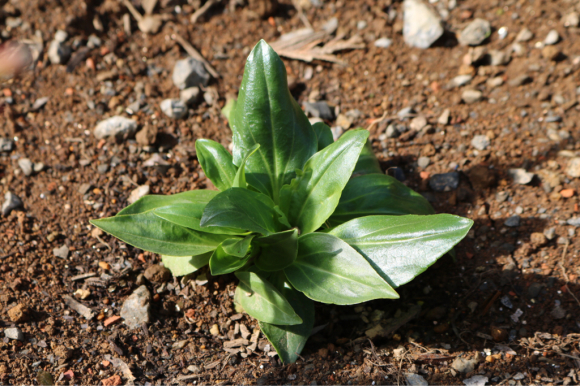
(2, 0, 580, 384)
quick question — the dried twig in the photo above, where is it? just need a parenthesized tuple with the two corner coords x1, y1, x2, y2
(558, 243, 580, 308)
(171, 31, 220, 78)
(190, 0, 222, 24)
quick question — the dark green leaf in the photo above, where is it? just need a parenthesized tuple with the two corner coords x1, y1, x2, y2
(284, 233, 398, 304)
(200, 188, 284, 236)
(329, 214, 473, 288)
(260, 284, 314, 363)
(353, 139, 383, 176)
(231, 40, 317, 202)
(328, 174, 435, 226)
(233, 144, 260, 189)
(162, 252, 212, 276)
(279, 129, 369, 234)
(312, 122, 334, 150)
(234, 271, 302, 325)
(255, 228, 298, 272)
(210, 237, 254, 275)
(90, 212, 228, 256)
(118, 190, 218, 215)
(195, 139, 237, 191)
(154, 204, 246, 235)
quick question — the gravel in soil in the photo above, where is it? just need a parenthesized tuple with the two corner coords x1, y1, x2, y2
(2, 0, 580, 384)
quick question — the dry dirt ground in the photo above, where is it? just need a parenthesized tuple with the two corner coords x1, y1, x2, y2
(2, 0, 580, 384)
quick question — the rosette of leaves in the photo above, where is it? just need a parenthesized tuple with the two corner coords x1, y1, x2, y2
(91, 40, 473, 363)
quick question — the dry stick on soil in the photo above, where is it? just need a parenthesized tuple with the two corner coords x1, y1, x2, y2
(190, 0, 221, 24)
(558, 242, 580, 307)
(171, 31, 220, 79)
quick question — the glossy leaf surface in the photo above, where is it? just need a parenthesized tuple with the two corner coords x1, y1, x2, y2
(195, 139, 237, 191)
(329, 215, 473, 288)
(312, 122, 334, 150)
(209, 237, 253, 275)
(232, 144, 260, 189)
(353, 139, 383, 176)
(118, 190, 218, 215)
(234, 271, 302, 325)
(328, 174, 435, 226)
(284, 233, 398, 304)
(231, 40, 317, 202)
(161, 252, 211, 276)
(91, 212, 228, 256)
(279, 129, 369, 234)
(154, 204, 246, 235)
(255, 228, 298, 272)
(260, 284, 314, 363)
(200, 188, 284, 236)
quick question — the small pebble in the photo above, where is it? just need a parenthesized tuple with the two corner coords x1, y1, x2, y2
(508, 168, 534, 184)
(53, 245, 70, 259)
(4, 327, 24, 341)
(417, 156, 430, 169)
(544, 29, 560, 45)
(374, 37, 392, 48)
(515, 28, 533, 42)
(18, 158, 33, 176)
(303, 101, 335, 120)
(462, 89, 483, 104)
(2, 191, 22, 216)
(429, 172, 459, 192)
(504, 215, 521, 227)
(458, 18, 491, 46)
(471, 135, 490, 150)
(160, 99, 187, 119)
(565, 158, 580, 178)
(172, 57, 210, 90)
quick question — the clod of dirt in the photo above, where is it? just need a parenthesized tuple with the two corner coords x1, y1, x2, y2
(8, 304, 30, 322)
(467, 165, 496, 190)
(135, 124, 158, 146)
(530, 232, 548, 247)
(120, 285, 151, 329)
(144, 265, 172, 283)
(451, 356, 478, 373)
(53, 345, 72, 364)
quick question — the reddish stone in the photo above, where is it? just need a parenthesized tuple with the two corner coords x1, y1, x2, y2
(102, 375, 122, 386)
(103, 316, 122, 327)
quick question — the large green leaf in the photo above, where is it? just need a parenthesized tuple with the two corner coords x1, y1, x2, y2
(353, 139, 383, 176)
(279, 129, 369, 234)
(154, 204, 246, 235)
(329, 215, 473, 288)
(209, 237, 254, 275)
(312, 122, 334, 150)
(195, 139, 237, 191)
(162, 252, 211, 276)
(232, 144, 260, 189)
(90, 212, 228, 256)
(284, 233, 398, 305)
(200, 188, 284, 236)
(260, 283, 314, 363)
(118, 190, 218, 215)
(255, 228, 298, 272)
(328, 174, 435, 226)
(234, 271, 302, 325)
(231, 40, 317, 202)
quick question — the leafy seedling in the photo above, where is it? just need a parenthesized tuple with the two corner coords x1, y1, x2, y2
(91, 40, 473, 364)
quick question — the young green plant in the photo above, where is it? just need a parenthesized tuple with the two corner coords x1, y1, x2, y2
(91, 40, 473, 363)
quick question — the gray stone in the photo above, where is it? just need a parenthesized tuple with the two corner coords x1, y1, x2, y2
(463, 375, 489, 386)
(0, 138, 13, 152)
(385, 124, 400, 138)
(31, 97, 49, 111)
(495, 191, 509, 203)
(53, 245, 69, 259)
(567, 218, 580, 227)
(451, 357, 478, 373)
(438, 109, 450, 125)
(397, 106, 415, 119)
(33, 162, 44, 173)
(48, 40, 71, 64)
(126, 100, 141, 115)
(87, 34, 102, 48)
(459, 19, 491, 46)
(97, 164, 109, 174)
(508, 74, 531, 87)
(462, 89, 483, 104)
(303, 101, 335, 120)
(417, 156, 430, 169)
(128, 185, 150, 204)
(172, 57, 210, 90)
(528, 283, 543, 298)
(544, 227, 556, 240)
(487, 76, 504, 89)
(4, 327, 24, 341)
(374, 37, 392, 48)
(429, 172, 459, 192)
(515, 28, 533, 42)
(405, 373, 428, 386)
(504, 215, 521, 227)
(180, 87, 201, 105)
(448, 74, 472, 89)
(402, 0, 443, 49)
(18, 158, 33, 176)
(551, 303, 566, 319)
(544, 29, 560, 45)
(489, 49, 510, 66)
(2, 191, 22, 216)
(321, 17, 338, 34)
(94, 116, 138, 140)
(121, 285, 151, 329)
(471, 135, 490, 151)
(357, 20, 367, 30)
(160, 99, 187, 119)
(508, 168, 534, 185)
(565, 158, 580, 178)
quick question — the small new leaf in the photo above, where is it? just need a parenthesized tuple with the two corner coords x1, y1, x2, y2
(232, 144, 260, 189)
(195, 139, 237, 191)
